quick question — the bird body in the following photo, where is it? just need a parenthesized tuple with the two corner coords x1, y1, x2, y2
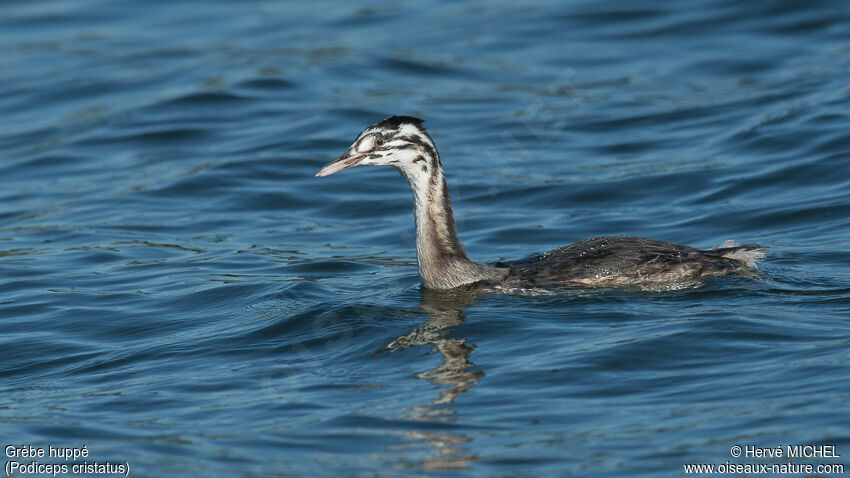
(499, 236, 763, 289)
(316, 116, 765, 290)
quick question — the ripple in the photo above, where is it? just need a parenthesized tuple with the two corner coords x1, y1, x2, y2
(160, 91, 252, 106)
(235, 77, 297, 91)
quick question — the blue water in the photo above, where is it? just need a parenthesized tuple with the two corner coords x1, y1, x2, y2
(2, 1, 849, 476)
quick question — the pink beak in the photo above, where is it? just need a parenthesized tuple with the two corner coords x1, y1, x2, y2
(315, 151, 366, 177)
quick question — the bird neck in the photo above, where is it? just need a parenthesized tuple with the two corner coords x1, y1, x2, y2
(399, 154, 505, 289)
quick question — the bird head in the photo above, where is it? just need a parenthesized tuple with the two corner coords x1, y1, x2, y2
(315, 115, 438, 178)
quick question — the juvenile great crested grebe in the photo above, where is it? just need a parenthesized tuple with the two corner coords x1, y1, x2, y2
(316, 116, 765, 290)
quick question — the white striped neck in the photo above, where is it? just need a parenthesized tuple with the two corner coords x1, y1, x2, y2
(394, 131, 506, 289)
(315, 116, 507, 289)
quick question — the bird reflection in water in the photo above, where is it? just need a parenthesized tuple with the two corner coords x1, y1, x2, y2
(378, 286, 485, 469)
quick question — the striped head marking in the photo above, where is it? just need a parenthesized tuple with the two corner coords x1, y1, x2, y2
(315, 116, 439, 178)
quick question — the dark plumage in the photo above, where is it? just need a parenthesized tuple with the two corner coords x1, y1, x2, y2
(316, 116, 766, 290)
(499, 236, 763, 288)
(374, 115, 425, 129)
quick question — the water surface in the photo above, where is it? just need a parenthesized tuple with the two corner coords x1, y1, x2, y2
(2, 0, 849, 476)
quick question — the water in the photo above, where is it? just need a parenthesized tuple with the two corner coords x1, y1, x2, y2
(2, 0, 849, 476)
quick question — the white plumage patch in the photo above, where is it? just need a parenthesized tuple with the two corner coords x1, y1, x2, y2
(355, 134, 376, 153)
(714, 240, 766, 268)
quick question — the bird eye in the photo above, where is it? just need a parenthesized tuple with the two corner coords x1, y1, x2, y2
(375, 135, 385, 146)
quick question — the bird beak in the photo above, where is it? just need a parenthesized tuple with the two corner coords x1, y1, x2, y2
(315, 151, 365, 177)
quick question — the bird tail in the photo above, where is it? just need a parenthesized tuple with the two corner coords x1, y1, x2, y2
(713, 240, 767, 269)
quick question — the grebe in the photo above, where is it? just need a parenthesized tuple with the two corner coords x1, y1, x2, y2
(316, 116, 765, 290)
